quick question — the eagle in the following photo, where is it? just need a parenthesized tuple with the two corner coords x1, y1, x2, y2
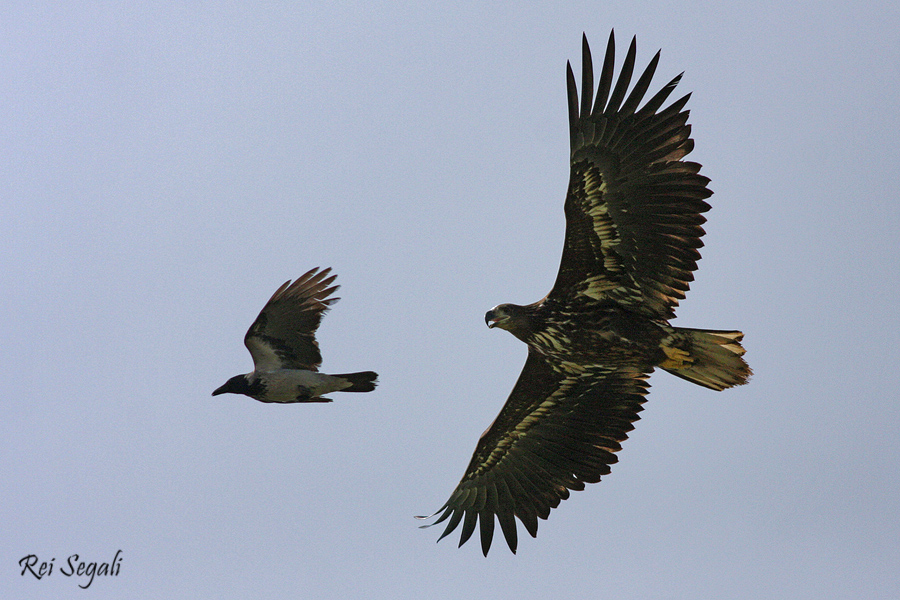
(418, 31, 751, 555)
(212, 267, 377, 403)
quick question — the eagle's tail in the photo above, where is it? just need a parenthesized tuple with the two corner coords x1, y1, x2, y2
(335, 371, 379, 393)
(659, 327, 751, 391)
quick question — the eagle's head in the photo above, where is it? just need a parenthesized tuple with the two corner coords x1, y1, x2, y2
(485, 303, 529, 336)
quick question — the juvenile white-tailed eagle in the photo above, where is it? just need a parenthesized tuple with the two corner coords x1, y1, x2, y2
(213, 267, 377, 403)
(419, 31, 751, 555)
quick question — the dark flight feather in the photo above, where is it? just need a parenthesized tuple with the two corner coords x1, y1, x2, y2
(244, 267, 338, 372)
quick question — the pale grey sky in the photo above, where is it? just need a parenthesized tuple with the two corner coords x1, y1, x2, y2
(3, 2, 899, 599)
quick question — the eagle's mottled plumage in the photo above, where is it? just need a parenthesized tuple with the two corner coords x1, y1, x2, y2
(419, 31, 751, 555)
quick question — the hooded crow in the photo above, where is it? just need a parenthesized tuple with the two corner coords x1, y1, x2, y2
(212, 267, 377, 403)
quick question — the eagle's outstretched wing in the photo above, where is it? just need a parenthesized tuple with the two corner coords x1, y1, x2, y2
(419, 351, 650, 555)
(550, 31, 712, 319)
(244, 267, 339, 371)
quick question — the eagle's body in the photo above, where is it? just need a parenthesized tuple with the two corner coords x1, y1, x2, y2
(490, 301, 667, 367)
(213, 267, 377, 403)
(420, 31, 751, 555)
(489, 300, 746, 389)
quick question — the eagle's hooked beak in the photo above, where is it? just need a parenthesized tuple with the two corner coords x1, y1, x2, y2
(485, 309, 501, 328)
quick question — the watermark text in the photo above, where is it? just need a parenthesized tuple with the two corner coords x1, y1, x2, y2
(19, 550, 122, 589)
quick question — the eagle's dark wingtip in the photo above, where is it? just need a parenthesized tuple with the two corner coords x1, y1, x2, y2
(580, 33, 594, 118)
(566, 60, 579, 147)
(413, 511, 439, 524)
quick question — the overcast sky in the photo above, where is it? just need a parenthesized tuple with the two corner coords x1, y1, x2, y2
(3, 2, 899, 599)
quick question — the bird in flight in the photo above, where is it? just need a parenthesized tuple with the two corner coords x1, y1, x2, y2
(419, 30, 751, 555)
(213, 267, 377, 403)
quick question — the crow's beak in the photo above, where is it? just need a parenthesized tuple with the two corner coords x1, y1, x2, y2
(212, 384, 227, 396)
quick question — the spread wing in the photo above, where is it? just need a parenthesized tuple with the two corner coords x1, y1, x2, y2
(244, 267, 339, 371)
(419, 350, 650, 555)
(549, 31, 712, 319)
